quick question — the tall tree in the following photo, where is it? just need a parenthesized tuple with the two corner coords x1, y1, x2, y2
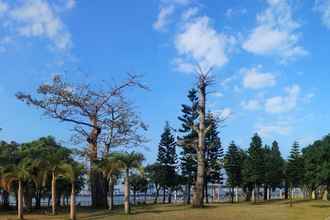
(16, 74, 146, 208)
(264, 141, 284, 200)
(191, 67, 215, 208)
(245, 133, 265, 203)
(157, 122, 177, 204)
(224, 141, 244, 203)
(286, 141, 304, 206)
(178, 88, 198, 204)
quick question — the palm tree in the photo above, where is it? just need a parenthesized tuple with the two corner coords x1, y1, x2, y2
(112, 152, 144, 214)
(1, 161, 30, 220)
(59, 162, 84, 220)
(97, 156, 122, 210)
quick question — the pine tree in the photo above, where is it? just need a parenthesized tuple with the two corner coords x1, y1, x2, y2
(178, 89, 198, 204)
(204, 113, 223, 203)
(245, 133, 265, 203)
(224, 141, 244, 203)
(157, 121, 177, 203)
(286, 141, 304, 206)
(266, 141, 284, 199)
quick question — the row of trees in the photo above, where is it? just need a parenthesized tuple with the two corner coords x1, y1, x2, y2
(0, 136, 149, 219)
(224, 134, 330, 205)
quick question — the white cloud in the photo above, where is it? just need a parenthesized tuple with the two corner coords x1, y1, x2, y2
(265, 84, 300, 113)
(242, 66, 276, 89)
(153, 5, 175, 31)
(241, 99, 262, 111)
(216, 107, 232, 119)
(212, 91, 224, 98)
(175, 16, 235, 72)
(256, 121, 292, 137)
(0, 0, 72, 51)
(315, 0, 330, 29)
(243, 0, 307, 62)
(173, 57, 195, 73)
(10, 0, 71, 50)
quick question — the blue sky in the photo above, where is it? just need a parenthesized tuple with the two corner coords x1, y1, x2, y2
(0, 0, 330, 162)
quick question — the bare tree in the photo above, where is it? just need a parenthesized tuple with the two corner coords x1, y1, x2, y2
(191, 66, 216, 208)
(100, 98, 148, 157)
(16, 73, 147, 208)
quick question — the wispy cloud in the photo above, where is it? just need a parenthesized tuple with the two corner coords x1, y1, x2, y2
(0, 0, 74, 52)
(243, 0, 307, 62)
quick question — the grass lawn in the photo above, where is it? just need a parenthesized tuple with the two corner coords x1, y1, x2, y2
(1, 200, 330, 220)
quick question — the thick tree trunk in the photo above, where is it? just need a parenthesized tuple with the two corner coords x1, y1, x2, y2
(108, 178, 114, 210)
(193, 150, 205, 208)
(70, 183, 76, 220)
(264, 185, 268, 201)
(124, 169, 130, 214)
(192, 76, 207, 208)
(88, 125, 107, 208)
(235, 187, 239, 203)
(18, 180, 23, 220)
(52, 171, 57, 215)
(231, 187, 234, 203)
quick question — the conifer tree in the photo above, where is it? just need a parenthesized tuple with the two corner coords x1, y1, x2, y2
(178, 89, 198, 204)
(287, 141, 304, 206)
(224, 141, 244, 203)
(204, 113, 223, 203)
(245, 133, 265, 203)
(157, 121, 177, 203)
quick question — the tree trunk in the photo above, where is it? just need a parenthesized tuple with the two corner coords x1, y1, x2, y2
(192, 75, 207, 208)
(168, 188, 172, 204)
(235, 187, 239, 203)
(154, 186, 159, 204)
(264, 185, 268, 200)
(124, 169, 130, 214)
(18, 180, 23, 220)
(88, 125, 107, 208)
(187, 183, 191, 204)
(162, 187, 166, 204)
(231, 187, 234, 203)
(108, 178, 114, 210)
(193, 150, 205, 207)
(133, 190, 136, 205)
(52, 171, 57, 215)
(70, 183, 76, 220)
(322, 189, 328, 201)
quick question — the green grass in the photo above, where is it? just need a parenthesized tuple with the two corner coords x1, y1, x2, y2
(1, 200, 330, 220)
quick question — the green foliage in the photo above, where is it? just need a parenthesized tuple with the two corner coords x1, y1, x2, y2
(205, 113, 223, 184)
(244, 133, 265, 186)
(178, 89, 198, 185)
(157, 122, 177, 189)
(287, 141, 304, 187)
(224, 141, 244, 188)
